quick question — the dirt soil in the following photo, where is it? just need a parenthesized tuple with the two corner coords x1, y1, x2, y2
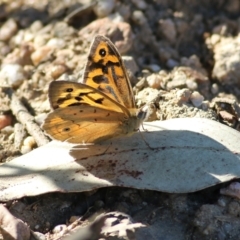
(1, 0, 240, 239)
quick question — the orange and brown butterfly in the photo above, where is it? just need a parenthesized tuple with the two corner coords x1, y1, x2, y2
(42, 35, 147, 143)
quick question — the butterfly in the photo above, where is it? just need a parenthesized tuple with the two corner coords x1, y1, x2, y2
(42, 35, 147, 144)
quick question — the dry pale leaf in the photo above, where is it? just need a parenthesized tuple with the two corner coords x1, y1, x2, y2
(0, 118, 240, 201)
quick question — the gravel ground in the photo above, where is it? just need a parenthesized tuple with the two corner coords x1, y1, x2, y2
(1, 0, 240, 239)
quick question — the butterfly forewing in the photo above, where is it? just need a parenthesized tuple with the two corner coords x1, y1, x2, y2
(83, 35, 135, 109)
(48, 80, 130, 115)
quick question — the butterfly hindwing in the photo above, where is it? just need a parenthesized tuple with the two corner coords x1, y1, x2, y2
(43, 105, 133, 143)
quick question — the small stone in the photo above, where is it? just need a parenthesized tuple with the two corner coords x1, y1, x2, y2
(31, 46, 53, 66)
(13, 30, 25, 46)
(219, 111, 235, 124)
(30, 20, 43, 33)
(34, 224, 40, 230)
(225, 0, 240, 14)
(23, 32, 34, 42)
(0, 18, 18, 41)
(220, 182, 240, 199)
(146, 73, 162, 89)
(132, 0, 147, 10)
(186, 79, 198, 90)
(210, 34, 221, 45)
(0, 64, 26, 87)
(32, 232, 45, 240)
(132, 10, 147, 25)
(1, 126, 14, 135)
(166, 59, 179, 68)
(69, 216, 80, 223)
(176, 88, 191, 103)
(0, 115, 12, 130)
(211, 83, 219, 95)
(228, 201, 240, 217)
(23, 136, 36, 149)
(159, 18, 177, 44)
(217, 197, 228, 207)
(47, 38, 66, 49)
(52, 224, 67, 234)
(212, 35, 240, 85)
(201, 101, 210, 111)
(79, 17, 133, 54)
(0, 42, 11, 56)
(5, 43, 35, 66)
(21, 145, 32, 154)
(21, 136, 36, 154)
(146, 64, 161, 72)
(93, 0, 116, 18)
(136, 87, 159, 105)
(190, 91, 204, 107)
(33, 34, 51, 48)
(51, 64, 68, 79)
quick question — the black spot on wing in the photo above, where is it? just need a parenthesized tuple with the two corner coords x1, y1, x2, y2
(66, 88, 73, 92)
(79, 92, 91, 97)
(93, 75, 108, 84)
(94, 98, 104, 104)
(57, 95, 71, 105)
(88, 60, 104, 72)
(99, 48, 106, 57)
(108, 61, 120, 67)
(68, 102, 82, 107)
(75, 96, 82, 101)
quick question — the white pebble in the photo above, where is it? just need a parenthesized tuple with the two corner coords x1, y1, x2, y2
(30, 20, 43, 33)
(0, 19, 18, 41)
(52, 224, 67, 234)
(186, 79, 198, 90)
(132, 10, 147, 25)
(211, 83, 219, 94)
(47, 38, 66, 49)
(190, 91, 204, 107)
(23, 136, 36, 148)
(0, 64, 26, 87)
(176, 88, 191, 103)
(21, 145, 32, 154)
(146, 73, 162, 89)
(93, 0, 116, 18)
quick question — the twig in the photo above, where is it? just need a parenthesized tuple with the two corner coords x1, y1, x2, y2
(5, 89, 49, 147)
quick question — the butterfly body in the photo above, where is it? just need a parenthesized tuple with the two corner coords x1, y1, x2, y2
(42, 35, 146, 143)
